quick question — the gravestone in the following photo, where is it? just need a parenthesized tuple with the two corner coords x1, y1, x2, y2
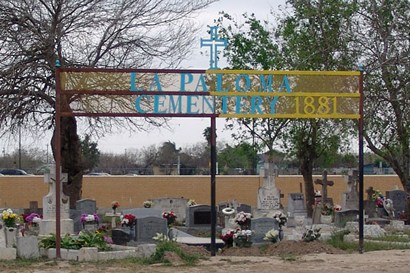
(122, 208, 162, 219)
(151, 197, 189, 222)
(23, 201, 42, 216)
(16, 236, 40, 259)
(112, 229, 131, 245)
(0, 224, 6, 248)
(365, 187, 377, 217)
(136, 216, 167, 243)
(251, 218, 278, 244)
(256, 163, 281, 210)
(186, 205, 211, 227)
(386, 189, 408, 219)
(39, 166, 74, 235)
(312, 170, 334, 224)
(341, 170, 359, 210)
(72, 199, 97, 233)
(287, 193, 307, 227)
(334, 209, 359, 228)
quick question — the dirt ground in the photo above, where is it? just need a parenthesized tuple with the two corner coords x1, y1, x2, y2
(1, 241, 410, 273)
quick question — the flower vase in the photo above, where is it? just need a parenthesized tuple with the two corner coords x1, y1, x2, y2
(278, 229, 284, 241)
(83, 223, 98, 232)
(30, 224, 40, 236)
(5, 226, 17, 248)
(112, 208, 117, 214)
(167, 218, 175, 227)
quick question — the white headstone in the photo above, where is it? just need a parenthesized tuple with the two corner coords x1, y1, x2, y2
(0, 224, 6, 248)
(257, 163, 281, 210)
(39, 166, 74, 235)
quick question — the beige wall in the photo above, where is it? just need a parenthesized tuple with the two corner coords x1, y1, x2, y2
(0, 175, 403, 209)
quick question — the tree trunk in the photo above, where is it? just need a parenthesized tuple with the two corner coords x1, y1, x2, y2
(300, 158, 315, 217)
(52, 116, 84, 208)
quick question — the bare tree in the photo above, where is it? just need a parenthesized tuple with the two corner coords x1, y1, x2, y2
(0, 0, 217, 207)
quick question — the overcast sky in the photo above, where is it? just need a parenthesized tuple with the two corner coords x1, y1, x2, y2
(96, 0, 288, 153)
(4, 0, 287, 155)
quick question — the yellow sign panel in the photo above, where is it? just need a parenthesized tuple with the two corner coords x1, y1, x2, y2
(59, 69, 361, 119)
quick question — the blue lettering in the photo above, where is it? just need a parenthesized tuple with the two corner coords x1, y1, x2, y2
(235, 96, 247, 113)
(180, 73, 193, 91)
(195, 74, 208, 91)
(149, 73, 162, 91)
(216, 74, 230, 92)
(187, 96, 199, 113)
(259, 74, 273, 92)
(135, 96, 150, 113)
(251, 96, 264, 114)
(130, 72, 143, 91)
(169, 95, 182, 113)
(279, 75, 292, 92)
(270, 75, 292, 113)
(202, 96, 214, 113)
(153, 95, 166, 113)
(235, 74, 251, 91)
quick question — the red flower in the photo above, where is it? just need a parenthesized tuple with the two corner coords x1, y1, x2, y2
(121, 214, 136, 227)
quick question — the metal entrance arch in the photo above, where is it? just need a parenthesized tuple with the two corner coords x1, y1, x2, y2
(54, 67, 364, 257)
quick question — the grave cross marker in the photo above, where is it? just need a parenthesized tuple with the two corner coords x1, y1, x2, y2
(40, 166, 73, 235)
(314, 170, 334, 203)
(200, 26, 227, 69)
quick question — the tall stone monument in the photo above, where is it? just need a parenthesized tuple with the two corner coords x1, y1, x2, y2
(39, 166, 74, 235)
(341, 170, 359, 210)
(254, 163, 281, 218)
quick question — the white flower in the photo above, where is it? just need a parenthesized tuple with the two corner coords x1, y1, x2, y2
(234, 229, 253, 238)
(264, 229, 279, 241)
(32, 217, 42, 223)
(85, 215, 95, 222)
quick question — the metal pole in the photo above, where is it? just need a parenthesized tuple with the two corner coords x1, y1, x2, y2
(18, 126, 21, 169)
(210, 116, 217, 256)
(55, 61, 62, 258)
(358, 67, 364, 253)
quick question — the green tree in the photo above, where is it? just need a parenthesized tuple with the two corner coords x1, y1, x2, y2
(219, 0, 358, 215)
(272, 0, 358, 215)
(218, 142, 258, 174)
(0, 0, 217, 207)
(80, 135, 100, 173)
(354, 0, 410, 216)
(218, 12, 290, 162)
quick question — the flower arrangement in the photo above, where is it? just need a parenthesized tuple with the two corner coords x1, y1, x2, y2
(187, 199, 197, 206)
(302, 227, 321, 242)
(143, 200, 154, 208)
(162, 211, 177, 226)
(321, 202, 334, 216)
(1, 208, 19, 227)
(25, 212, 42, 226)
(80, 213, 100, 225)
(111, 201, 120, 213)
(152, 232, 176, 242)
(273, 211, 287, 228)
(233, 229, 253, 247)
(220, 229, 235, 247)
(234, 211, 252, 228)
(121, 214, 136, 227)
(264, 229, 280, 243)
(372, 190, 385, 208)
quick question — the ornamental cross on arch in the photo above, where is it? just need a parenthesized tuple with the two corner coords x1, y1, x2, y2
(200, 26, 227, 69)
